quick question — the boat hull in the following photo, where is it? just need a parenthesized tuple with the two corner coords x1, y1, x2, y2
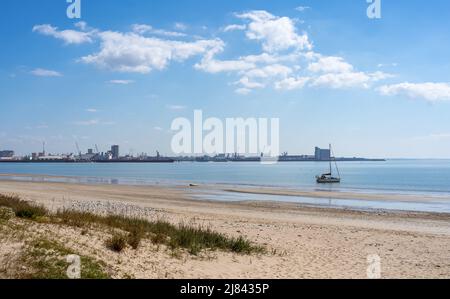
(316, 178, 341, 184)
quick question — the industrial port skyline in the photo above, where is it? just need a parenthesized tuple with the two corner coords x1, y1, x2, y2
(0, 144, 385, 163)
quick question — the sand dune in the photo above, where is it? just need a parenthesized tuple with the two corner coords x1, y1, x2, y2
(0, 180, 449, 278)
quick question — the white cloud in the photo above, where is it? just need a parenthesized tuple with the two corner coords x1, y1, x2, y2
(167, 105, 186, 110)
(30, 68, 62, 77)
(369, 71, 394, 81)
(236, 10, 312, 53)
(75, 21, 88, 31)
(312, 72, 374, 89)
(379, 82, 450, 102)
(223, 24, 246, 32)
(195, 57, 255, 73)
(132, 24, 187, 37)
(174, 22, 188, 31)
(81, 31, 222, 73)
(108, 79, 135, 85)
(231, 64, 294, 93)
(86, 108, 97, 113)
(131, 24, 152, 34)
(195, 11, 316, 93)
(234, 77, 265, 89)
(32, 12, 393, 94)
(154, 126, 163, 131)
(245, 64, 292, 79)
(295, 6, 310, 12)
(307, 55, 392, 89)
(308, 56, 354, 73)
(275, 77, 310, 90)
(33, 24, 93, 44)
(377, 62, 398, 68)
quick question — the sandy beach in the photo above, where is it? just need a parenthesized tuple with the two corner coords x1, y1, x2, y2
(1, 179, 450, 279)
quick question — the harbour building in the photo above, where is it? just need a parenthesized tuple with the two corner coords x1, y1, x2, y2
(111, 145, 119, 160)
(315, 147, 331, 161)
(0, 150, 14, 158)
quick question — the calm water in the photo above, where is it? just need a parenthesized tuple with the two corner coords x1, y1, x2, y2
(1, 160, 450, 195)
(2, 160, 450, 213)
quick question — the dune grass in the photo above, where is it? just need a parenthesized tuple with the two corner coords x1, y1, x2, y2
(20, 238, 109, 279)
(0, 194, 47, 220)
(0, 194, 265, 255)
(106, 232, 128, 252)
(56, 210, 265, 255)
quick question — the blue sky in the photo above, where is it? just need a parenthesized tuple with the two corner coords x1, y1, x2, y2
(1, 0, 450, 158)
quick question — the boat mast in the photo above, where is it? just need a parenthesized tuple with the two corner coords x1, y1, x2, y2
(330, 144, 341, 179)
(329, 144, 332, 175)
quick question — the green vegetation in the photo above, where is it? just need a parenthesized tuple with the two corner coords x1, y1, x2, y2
(0, 207, 15, 221)
(56, 210, 265, 255)
(127, 227, 144, 250)
(20, 238, 109, 279)
(0, 195, 47, 220)
(0, 194, 264, 256)
(106, 233, 128, 252)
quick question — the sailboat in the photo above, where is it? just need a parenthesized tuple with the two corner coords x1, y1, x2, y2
(316, 144, 341, 184)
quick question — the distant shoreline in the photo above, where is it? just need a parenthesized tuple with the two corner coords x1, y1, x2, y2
(0, 158, 386, 163)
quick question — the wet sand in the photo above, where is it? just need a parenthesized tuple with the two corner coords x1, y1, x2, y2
(0, 179, 449, 278)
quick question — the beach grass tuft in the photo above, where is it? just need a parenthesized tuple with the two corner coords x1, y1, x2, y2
(127, 227, 144, 250)
(0, 194, 47, 220)
(106, 232, 128, 252)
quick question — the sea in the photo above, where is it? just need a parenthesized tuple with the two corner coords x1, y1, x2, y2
(1, 159, 450, 213)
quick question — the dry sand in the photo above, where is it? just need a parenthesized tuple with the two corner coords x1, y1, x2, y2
(0, 179, 449, 279)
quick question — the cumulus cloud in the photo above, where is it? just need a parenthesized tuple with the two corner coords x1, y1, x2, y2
(195, 55, 255, 74)
(30, 68, 62, 77)
(32, 12, 393, 95)
(81, 31, 222, 73)
(378, 82, 450, 102)
(245, 64, 292, 79)
(275, 77, 310, 90)
(236, 10, 312, 53)
(33, 22, 219, 74)
(306, 55, 392, 89)
(33, 24, 93, 44)
(195, 11, 389, 94)
(312, 72, 373, 89)
(234, 77, 265, 89)
(308, 56, 354, 73)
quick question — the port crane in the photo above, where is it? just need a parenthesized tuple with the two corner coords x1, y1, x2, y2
(75, 142, 82, 160)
